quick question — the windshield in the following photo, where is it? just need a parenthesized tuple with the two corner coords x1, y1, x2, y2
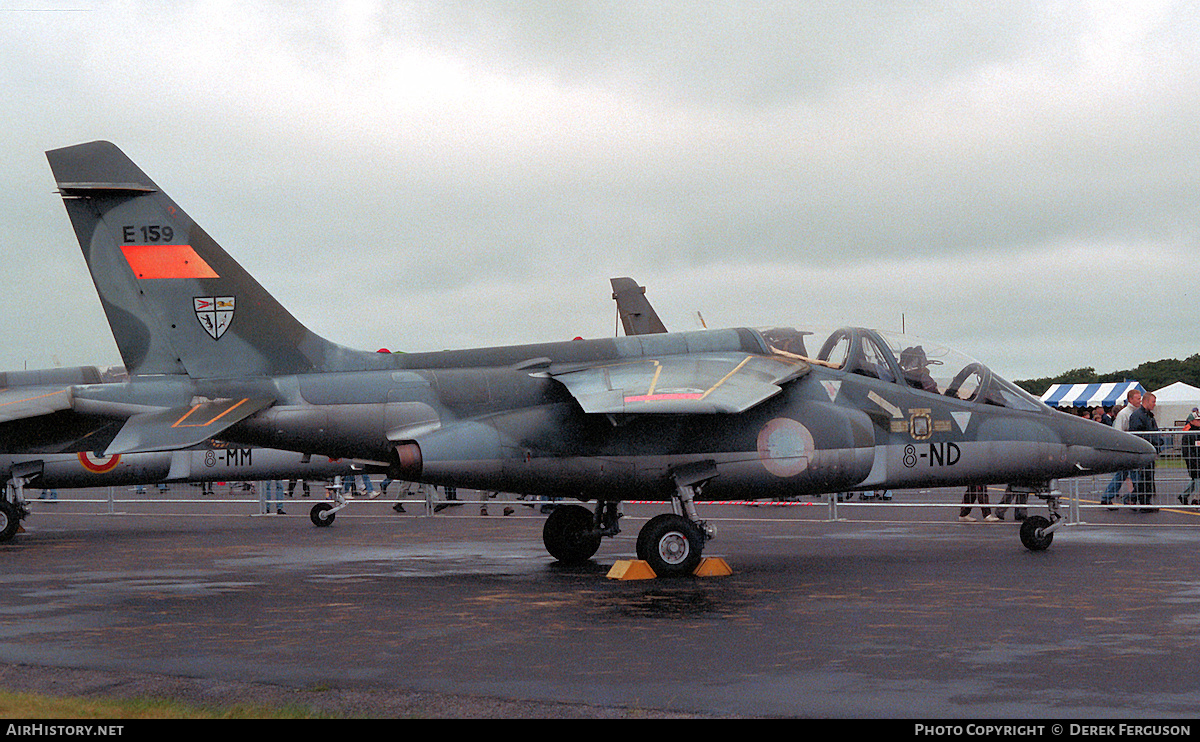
(756, 326, 1045, 412)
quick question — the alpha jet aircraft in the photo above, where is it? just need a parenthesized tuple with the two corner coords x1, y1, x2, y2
(0, 364, 389, 541)
(0, 442, 375, 542)
(21, 140, 1154, 575)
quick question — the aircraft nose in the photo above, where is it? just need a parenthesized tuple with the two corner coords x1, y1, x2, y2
(1058, 414, 1157, 474)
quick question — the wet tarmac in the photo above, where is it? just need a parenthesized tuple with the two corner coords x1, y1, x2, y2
(3, 485, 1200, 718)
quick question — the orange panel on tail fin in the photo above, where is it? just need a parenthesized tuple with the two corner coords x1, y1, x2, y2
(120, 244, 218, 279)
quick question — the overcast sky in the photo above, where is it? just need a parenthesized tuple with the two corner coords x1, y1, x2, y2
(1, 1, 1197, 381)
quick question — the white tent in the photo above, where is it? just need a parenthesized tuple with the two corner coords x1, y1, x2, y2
(1152, 381, 1200, 428)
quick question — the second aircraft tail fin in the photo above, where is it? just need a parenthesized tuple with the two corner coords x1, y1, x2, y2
(610, 277, 668, 336)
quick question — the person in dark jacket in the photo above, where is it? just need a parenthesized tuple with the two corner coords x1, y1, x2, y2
(1102, 389, 1142, 507)
(1180, 409, 1200, 504)
(1128, 392, 1163, 512)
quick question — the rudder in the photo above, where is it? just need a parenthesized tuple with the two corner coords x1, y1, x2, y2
(47, 141, 367, 378)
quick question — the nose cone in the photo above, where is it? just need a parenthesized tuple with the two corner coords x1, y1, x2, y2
(1055, 414, 1157, 474)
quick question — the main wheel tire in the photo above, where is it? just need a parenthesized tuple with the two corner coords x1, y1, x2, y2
(636, 513, 704, 577)
(310, 502, 336, 527)
(542, 504, 601, 564)
(0, 500, 20, 543)
(1019, 515, 1053, 551)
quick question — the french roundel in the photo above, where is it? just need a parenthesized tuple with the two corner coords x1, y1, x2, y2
(756, 418, 814, 478)
(78, 452, 121, 473)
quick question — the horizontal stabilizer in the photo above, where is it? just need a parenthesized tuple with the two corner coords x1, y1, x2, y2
(55, 181, 156, 196)
(105, 397, 274, 454)
(550, 352, 809, 415)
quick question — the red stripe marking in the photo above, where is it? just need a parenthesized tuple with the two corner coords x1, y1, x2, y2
(623, 393, 704, 402)
(121, 245, 218, 279)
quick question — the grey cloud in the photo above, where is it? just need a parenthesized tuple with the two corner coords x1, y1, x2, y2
(0, 0, 1197, 384)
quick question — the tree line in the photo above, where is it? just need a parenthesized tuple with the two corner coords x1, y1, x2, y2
(1015, 354, 1200, 398)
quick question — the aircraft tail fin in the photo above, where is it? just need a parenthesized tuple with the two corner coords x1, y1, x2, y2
(46, 141, 373, 379)
(610, 277, 668, 336)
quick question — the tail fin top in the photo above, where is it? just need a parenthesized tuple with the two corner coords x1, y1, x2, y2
(610, 277, 668, 336)
(47, 141, 366, 379)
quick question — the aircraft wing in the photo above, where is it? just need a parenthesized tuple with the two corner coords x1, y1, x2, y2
(104, 397, 275, 455)
(0, 385, 74, 423)
(550, 352, 809, 414)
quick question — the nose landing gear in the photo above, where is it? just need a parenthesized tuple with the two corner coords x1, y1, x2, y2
(1019, 514, 1055, 551)
(1019, 486, 1062, 552)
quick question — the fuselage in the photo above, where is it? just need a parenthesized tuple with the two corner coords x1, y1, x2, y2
(0, 447, 361, 490)
(57, 326, 1152, 503)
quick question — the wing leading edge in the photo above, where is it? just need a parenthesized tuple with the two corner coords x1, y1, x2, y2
(0, 386, 74, 424)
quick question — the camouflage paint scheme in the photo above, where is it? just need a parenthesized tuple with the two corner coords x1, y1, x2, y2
(0, 366, 371, 519)
(0, 141, 1155, 572)
(0, 445, 358, 490)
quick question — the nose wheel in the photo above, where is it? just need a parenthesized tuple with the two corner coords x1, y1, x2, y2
(1018, 486, 1062, 551)
(310, 487, 351, 527)
(310, 502, 336, 527)
(1019, 515, 1054, 551)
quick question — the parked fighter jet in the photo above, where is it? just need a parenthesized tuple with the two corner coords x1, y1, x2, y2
(0, 364, 385, 542)
(0, 440, 372, 542)
(1, 445, 356, 493)
(13, 140, 1155, 574)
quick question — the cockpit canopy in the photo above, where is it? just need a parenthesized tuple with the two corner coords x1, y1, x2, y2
(756, 326, 1044, 412)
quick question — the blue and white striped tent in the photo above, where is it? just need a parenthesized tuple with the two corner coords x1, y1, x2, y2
(1039, 381, 1144, 409)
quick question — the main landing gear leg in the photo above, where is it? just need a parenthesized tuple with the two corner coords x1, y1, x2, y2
(635, 463, 717, 577)
(1, 470, 35, 543)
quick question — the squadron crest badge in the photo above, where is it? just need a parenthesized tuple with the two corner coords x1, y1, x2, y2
(194, 296, 235, 340)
